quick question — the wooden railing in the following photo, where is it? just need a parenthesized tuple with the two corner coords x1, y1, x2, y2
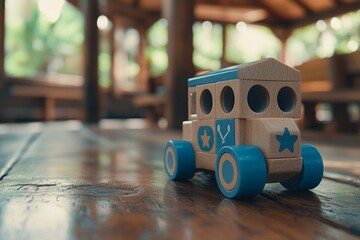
(297, 51, 360, 134)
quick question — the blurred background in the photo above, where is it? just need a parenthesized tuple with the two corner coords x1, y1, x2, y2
(0, 0, 359, 134)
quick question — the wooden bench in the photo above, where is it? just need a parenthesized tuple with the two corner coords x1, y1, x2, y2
(297, 51, 360, 134)
(133, 93, 166, 125)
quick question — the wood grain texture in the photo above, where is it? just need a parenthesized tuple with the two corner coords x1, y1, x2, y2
(245, 118, 301, 159)
(237, 79, 301, 119)
(237, 58, 301, 82)
(0, 122, 359, 239)
(215, 79, 240, 119)
(235, 118, 246, 145)
(196, 83, 217, 120)
(188, 87, 197, 120)
(0, 132, 40, 180)
(195, 151, 216, 170)
(266, 157, 302, 183)
(182, 120, 193, 142)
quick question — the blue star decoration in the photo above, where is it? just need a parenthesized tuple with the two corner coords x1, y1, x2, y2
(197, 126, 214, 151)
(276, 127, 298, 153)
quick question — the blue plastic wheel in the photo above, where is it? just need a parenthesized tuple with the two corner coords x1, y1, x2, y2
(163, 140, 196, 181)
(215, 145, 267, 198)
(281, 144, 323, 191)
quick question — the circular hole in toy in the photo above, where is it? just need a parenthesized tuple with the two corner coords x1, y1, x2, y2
(221, 86, 235, 114)
(277, 86, 296, 112)
(201, 89, 213, 115)
(247, 85, 269, 113)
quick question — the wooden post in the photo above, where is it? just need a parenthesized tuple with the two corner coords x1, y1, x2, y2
(0, 0, 5, 121)
(109, 20, 116, 96)
(163, 0, 195, 129)
(82, 0, 100, 122)
(44, 98, 55, 121)
(272, 27, 292, 64)
(220, 23, 227, 68)
(279, 38, 287, 63)
(137, 24, 149, 92)
(0, 0, 5, 86)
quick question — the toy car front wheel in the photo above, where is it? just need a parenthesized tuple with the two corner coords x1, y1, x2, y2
(281, 144, 323, 191)
(163, 140, 196, 181)
(215, 145, 267, 198)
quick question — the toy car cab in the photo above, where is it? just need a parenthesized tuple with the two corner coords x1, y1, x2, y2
(164, 58, 323, 198)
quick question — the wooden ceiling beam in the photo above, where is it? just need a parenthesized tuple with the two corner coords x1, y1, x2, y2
(293, 0, 314, 14)
(254, 0, 285, 22)
(196, 0, 258, 9)
(132, 0, 140, 8)
(284, 1, 360, 30)
(104, 3, 160, 24)
(333, 0, 342, 6)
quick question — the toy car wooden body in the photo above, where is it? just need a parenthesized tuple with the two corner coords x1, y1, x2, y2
(164, 58, 323, 198)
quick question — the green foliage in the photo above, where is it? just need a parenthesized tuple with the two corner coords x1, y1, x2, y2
(193, 22, 222, 70)
(5, 0, 84, 78)
(146, 19, 168, 77)
(6, 1, 359, 87)
(287, 10, 360, 66)
(226, 24, 280, 64)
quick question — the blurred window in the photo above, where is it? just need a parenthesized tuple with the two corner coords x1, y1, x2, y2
(97, 15, 112, 89)
(114, 27, 140, 92)
(287, 10, 360, 66)
(225, 23, 280, 64)
(193, 21, 223, 70)
(146, 19, 168, 77)
(5, 0, 84, 84)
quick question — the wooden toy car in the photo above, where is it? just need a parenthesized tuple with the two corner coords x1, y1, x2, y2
(164, 58, 323, 198)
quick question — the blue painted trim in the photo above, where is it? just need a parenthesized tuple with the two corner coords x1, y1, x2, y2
(281, 144, 323, 191)
(215, 145, 267, 198)
(188, 66, 239, 87)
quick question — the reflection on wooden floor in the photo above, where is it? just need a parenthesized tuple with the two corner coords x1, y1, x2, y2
(0, 121, 359, 239)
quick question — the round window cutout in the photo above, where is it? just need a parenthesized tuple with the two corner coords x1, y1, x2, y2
(200, 89, 213, 115)
(277, 87, 296, 112)
(247, 85, 269, 113)
(221, 86, 235, 114)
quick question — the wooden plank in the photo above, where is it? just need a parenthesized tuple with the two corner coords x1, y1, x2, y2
(0, 123, 358, 239)
(132, 94, 165, 108)
(0, 132, 39, 181)
(302, 90, 360, 102)
(262, 179, 360, 236)
(5, 76, 83, 88)
(10, 86, 83, 100)
(0, 175, 357, 239)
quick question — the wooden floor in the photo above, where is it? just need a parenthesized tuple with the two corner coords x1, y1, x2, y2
(0, 121, 359, 240)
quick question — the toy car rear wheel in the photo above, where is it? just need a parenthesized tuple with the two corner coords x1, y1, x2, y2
(164, 140, 196, 181)
(281, 144, 323, 191)
(215, 145, 267, 198)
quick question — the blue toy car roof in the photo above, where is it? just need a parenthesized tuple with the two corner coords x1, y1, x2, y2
(187, 58, 301, 87)
(188, 65, 239, 87)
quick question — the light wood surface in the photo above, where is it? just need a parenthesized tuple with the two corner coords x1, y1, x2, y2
(196, 83, 217, 120)
(245, 118, 301, 158)
(236, 58, 301, 82)
(0, 121, 359, 239)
